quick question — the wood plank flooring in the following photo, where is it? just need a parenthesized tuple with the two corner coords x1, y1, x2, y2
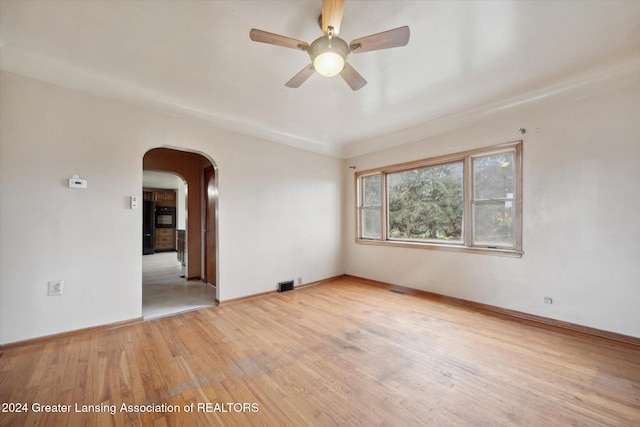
(1, 276, 639, 426)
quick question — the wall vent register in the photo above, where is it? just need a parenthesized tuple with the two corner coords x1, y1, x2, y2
(278, 280, 294, 293)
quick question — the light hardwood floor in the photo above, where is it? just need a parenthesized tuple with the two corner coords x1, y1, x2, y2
(1, 276, 639, 426)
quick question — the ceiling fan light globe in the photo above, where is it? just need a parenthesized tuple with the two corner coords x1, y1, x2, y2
(314, 52, 345, 77)
(310, 35, 349, 78)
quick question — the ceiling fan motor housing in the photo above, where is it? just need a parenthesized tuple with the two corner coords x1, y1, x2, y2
(309, 35, 349, 77)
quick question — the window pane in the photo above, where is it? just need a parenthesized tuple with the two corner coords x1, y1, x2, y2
(362, 175, 381, 207)
(473, 201, 514, 247)
(388, 163, 463, 242)
(361, 207, 381, 239)
(473, 153, 514, 200)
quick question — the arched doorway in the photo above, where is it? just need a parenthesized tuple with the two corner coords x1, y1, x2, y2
(141, 147, 218, 319)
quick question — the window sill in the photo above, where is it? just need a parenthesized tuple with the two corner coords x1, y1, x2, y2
(355, 238, 523, 258)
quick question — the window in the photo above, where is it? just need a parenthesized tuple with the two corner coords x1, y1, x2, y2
(471, 152, 516, 248)
(360, 174, 382, 239)
(388, 162, 464, 243)
(356, 141, 522, 256)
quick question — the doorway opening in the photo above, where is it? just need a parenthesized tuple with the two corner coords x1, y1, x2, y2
(142, 147, 218, 319)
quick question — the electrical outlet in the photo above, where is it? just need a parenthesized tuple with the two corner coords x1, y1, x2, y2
(48, 280, 64, 296)
(297, 276, 302, 285)
(544, 296, 553, 304)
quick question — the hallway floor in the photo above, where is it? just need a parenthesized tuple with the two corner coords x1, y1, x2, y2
(142, 251, 216, 319)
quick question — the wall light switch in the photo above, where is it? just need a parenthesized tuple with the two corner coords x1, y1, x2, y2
(131, 196, 139, 209)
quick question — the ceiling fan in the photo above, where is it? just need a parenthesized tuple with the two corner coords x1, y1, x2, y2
(249, 0, 410, 91)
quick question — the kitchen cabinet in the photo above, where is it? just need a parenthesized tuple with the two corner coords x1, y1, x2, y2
(154, 190, 175, 206)
(155, 228, 175, 251)
(143, 189, 176, 206)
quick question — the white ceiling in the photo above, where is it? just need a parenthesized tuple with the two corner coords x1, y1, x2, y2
(1, 0, 639, 158)
(143, 170, 185, 190)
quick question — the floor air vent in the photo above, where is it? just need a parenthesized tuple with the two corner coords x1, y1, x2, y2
(278, 280, 294, 293)
(389, 289, 406, 295)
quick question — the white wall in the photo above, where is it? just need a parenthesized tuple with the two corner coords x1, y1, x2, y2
(0, 72, 344, 345)
(344, 80, 640, 338)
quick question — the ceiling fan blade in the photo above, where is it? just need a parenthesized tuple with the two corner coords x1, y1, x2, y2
(322, 0, 345, 35)
(285, 64, 316, 88)
(350, 26, 410, 53)
(340, 62, 367, 91)
(250, 29, 309, 50)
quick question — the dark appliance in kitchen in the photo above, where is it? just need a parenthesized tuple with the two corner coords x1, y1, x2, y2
(155, 206, 176, 228)
(142, 200, 155, 255)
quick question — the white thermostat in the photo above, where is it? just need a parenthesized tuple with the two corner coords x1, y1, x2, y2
(69, 174, 87, 189)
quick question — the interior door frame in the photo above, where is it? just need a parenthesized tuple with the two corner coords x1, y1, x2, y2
(203, 165, 217, 293)
(143, 146, 219, 303)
